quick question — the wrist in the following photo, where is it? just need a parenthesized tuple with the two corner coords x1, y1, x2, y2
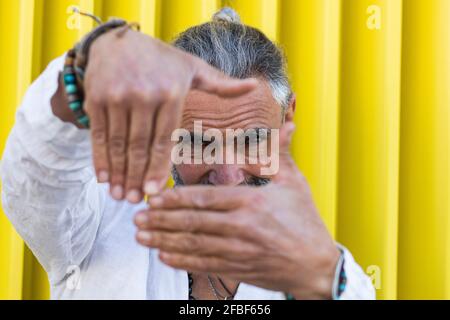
(289, 246, 341, 300)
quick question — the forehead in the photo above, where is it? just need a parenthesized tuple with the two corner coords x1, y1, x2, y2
(181, 80, 282, 132)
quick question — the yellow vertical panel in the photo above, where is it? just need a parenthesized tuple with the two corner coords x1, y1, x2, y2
(17, 0, 43, 100)
(160, 0, 219, 42)
(22, 248, 50, 300)
(398, 0, 450, 299)
(15, 0, 49, 301)
(41, 0, 95, 67)
(280, 0, 341, 236)
(21, 0, 100, 301)
(100, 0, 141, 22)
(140, 0, 160, 37)
(100, 0, 159, 37)
(0, 0, 23, 300)
(24, 0, 96, 301)
(79, 0, 99, 36)
(337, 0, 402, 299)
(224, 0, 279, 41)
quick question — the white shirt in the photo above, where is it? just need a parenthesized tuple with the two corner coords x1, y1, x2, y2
(0, 55, 376, 300)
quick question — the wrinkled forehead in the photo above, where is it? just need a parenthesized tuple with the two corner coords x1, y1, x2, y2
(181, 80, 282, 132)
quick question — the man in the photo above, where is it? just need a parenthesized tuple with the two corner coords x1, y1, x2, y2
(0, 8, 375, 299)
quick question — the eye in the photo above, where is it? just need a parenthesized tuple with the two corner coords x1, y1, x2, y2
(244, 129, 270, 146)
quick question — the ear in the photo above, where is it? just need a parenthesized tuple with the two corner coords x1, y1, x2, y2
(283, 93, 296, 123)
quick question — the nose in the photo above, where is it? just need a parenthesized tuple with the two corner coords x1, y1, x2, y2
(207, 165, 245, 186)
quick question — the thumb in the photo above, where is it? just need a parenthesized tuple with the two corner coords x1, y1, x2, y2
(271, 122, 300, 186)
(191, 58, 258, 97)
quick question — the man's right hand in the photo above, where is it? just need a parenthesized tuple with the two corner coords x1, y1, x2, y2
(70, 29, 256, 203)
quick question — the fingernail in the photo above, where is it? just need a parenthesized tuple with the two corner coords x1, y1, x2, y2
(127, 189, 141, 203)
(98, 171, 109, 183)
(145, 181, 160, 196)
(111, 185, 124, 200)
(148, 196, 163, 208)
(137, 231, 152, 242)
(135, 212, 149, 225)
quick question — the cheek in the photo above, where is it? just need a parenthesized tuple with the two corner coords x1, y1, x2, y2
(174, 164, 210, 185)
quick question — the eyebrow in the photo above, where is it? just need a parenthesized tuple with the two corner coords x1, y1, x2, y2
(186, 128, 272, 143)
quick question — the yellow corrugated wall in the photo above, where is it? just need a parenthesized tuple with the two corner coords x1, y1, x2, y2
(0, 0, 448, 300)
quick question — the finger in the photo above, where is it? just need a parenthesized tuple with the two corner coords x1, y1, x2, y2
(148, 186, 248, 210)
(108, 105, 128, 200)
(134, 209, 238, 236)
(85, 99, 109, 183)
(192, 58, 258, 98)
(271, 122, 300, 186)
(125, 107, 155, 203)
(158, 251, 252, 274)
(144, 96, 183, 195)
(136, 231, 255, 261)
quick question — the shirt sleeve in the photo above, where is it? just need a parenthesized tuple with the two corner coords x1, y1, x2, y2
(0, 54, 105, 285)
(338, 245, 376, 300)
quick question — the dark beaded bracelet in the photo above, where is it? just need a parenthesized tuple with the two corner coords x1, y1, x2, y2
(63, 49, 89, 128)
(332, 248, 347, 300)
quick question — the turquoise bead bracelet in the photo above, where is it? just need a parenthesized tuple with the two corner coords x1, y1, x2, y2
(62, 49, 90, 128)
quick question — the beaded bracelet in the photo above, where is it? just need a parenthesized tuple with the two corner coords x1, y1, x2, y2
(332, 249, 347, 300)
(63, 49, 89, 128)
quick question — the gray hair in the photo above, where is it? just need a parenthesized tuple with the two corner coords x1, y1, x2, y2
(173, 7, 292, 111)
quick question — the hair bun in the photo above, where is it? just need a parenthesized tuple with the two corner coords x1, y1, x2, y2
(213, 7, 241, 24)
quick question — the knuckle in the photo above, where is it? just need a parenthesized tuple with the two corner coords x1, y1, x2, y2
(85, 95, 103, 111)
(231, 214, 253, 237)
(151, 232, 162, 246)
(247, 192, 266, 209)
(129, 87, 151, 103)
(191, 190, 215, 209)
(165, 188, 182, 204)
(157, 86, 173, 101)
(109, 135, 127, 156)
(91, 128, 107, 145)
(233, 218, 248, 234)
(243, 244, 263, 259)
(109, 90, 127, 106)
(166, 87, 182, 103)
(183, 214, 200, 232)
(231, 241, 258, 259)
(129, 137, 149, 155)
(151, 211, 166, 227)
(146, 88, 164, 104)
(185, 234, 200, 252)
